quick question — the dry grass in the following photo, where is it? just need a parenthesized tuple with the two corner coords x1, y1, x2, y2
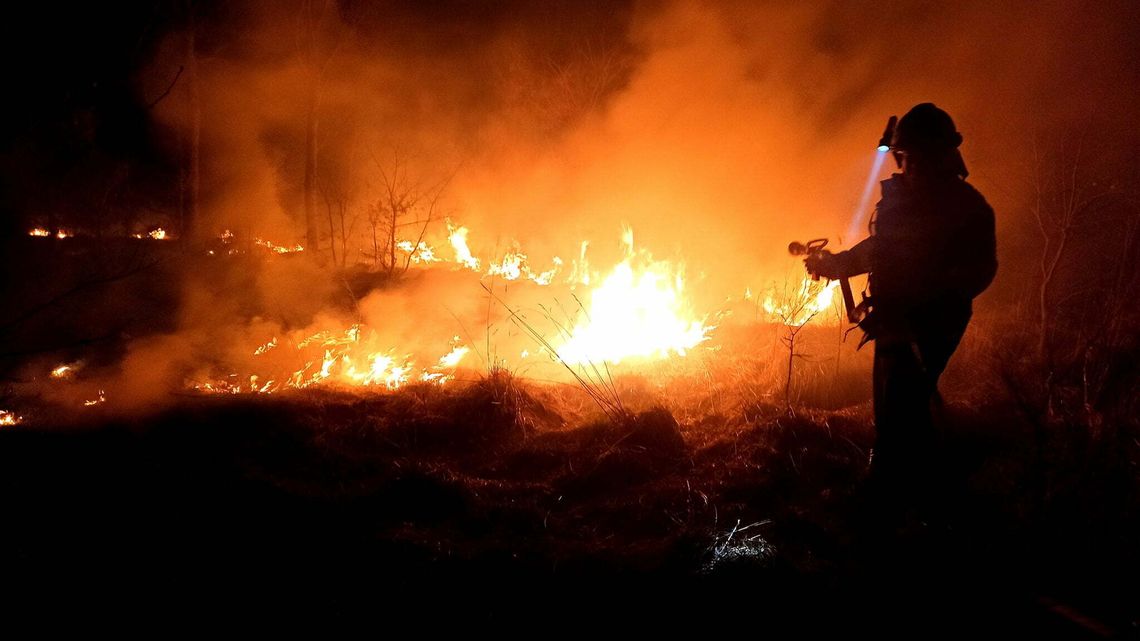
(0, 317, 1136, 631)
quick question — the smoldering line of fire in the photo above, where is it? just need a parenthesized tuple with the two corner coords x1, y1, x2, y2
(6, 217, 844, 422)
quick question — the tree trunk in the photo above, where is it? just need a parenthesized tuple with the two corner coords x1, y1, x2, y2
(184, 0, 200, 246)
(337, 201, 347, 267)
(785, 333, 795, 408)
(323, 189, 336, 266)
(387, 207, 397, 276)
(304, 86, 319, 252)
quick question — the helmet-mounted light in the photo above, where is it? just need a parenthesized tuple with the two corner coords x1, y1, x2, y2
(877, 115, 897, 153)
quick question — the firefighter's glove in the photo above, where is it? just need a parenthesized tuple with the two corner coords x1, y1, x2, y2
(804, 250, 844, 280)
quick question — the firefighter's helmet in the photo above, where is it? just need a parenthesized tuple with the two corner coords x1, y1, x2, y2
(891, 103, 962, 152)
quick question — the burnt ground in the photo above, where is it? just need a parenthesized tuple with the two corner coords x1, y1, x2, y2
(0, 379, 1136, 635)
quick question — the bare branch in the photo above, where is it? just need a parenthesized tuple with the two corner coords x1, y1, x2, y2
(146, 65, 184, 110)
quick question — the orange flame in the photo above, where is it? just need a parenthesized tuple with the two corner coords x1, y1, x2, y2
(447, 220, 480, 270)
(190, 223, 720, 393)
(397, 240, 440, 264)
(556, 228, 710, 364)
(255, 238, 304, 254)
(193, 328, 469, 394)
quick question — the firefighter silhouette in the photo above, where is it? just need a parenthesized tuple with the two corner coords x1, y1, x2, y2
(806, 103, 997, 501)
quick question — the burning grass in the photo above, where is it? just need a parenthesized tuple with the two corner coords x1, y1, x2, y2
(2, 226, 1136, 631)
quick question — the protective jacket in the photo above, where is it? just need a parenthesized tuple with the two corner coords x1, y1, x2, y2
(836, 173, 997, 342)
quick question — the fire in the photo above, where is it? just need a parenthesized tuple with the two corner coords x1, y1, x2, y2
(430, 220, 564, 284)
(437, 344, 470, 368)
(447, 220, 480, 270)
(569, 241, 592, 285)
(339, 352, 413, 389)
(56, 230, 73, 239)
(193, 327, 469, 394)
(51, 364, 75, 379)
(83, 390, 107, 406)
(397, 240, 439, 264)
(487, 251, 525, 280)
(29, 228, 51, 237)
(255, 238, 305, 254)
(485, 249, 563, 285)
(0, 411, 20, 426)
(132, 229, 170, 240)
(190, 224, 719, 394)
(762, 278, 840, 326)
(555, 229, 710, 365)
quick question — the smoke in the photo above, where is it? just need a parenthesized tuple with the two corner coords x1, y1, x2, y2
(141, 0, 1139, 267)
(44, 0, 1127, 414)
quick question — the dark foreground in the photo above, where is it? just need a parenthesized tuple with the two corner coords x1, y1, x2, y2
(0, 384, 1135, 635)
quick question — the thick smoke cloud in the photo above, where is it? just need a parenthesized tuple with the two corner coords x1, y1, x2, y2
(33, 0, 1121, 416)
(144, 0, 1138, 296)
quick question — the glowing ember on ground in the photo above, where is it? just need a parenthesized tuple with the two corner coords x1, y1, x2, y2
(0, 411, 20, 426)
(83, 390, 107, 406)
(555, 228, 710, 365)
(131, 229, 169, 239)
(29, 228, 51, 237)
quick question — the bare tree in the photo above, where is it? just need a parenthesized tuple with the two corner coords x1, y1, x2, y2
(765, 276, 831, 409)
(1018, 134, 1140, 422)
(1028, 136, 1125, 357)
(494, 32, 634, 138)
(184, 0, 201, 247)
(296, 0, 347, 253)
(366, 149, 451, 277)
(994, 131, 1140, 436)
